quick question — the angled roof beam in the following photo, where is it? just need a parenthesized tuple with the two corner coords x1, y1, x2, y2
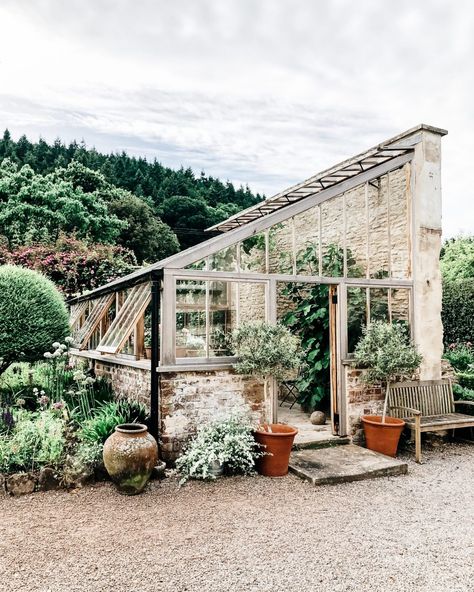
(165, 151, 413, 269)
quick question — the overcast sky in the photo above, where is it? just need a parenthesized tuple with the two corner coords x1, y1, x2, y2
(0, 0, 472, 237)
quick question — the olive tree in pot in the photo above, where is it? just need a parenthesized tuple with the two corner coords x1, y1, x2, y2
(354, 321, 422, 457)
(231, 322, 302, 476)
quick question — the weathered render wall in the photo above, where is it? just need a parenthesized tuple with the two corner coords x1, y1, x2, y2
(411, 131, 444, 379)
(159, 369, 267, 462)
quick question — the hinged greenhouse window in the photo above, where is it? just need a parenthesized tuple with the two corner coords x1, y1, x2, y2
(97, 282, 151, 354)
(69, 301, 88, 331)
(74, 294, 115, 350)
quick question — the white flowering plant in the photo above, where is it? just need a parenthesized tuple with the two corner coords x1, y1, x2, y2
(176, 409, 265, 484)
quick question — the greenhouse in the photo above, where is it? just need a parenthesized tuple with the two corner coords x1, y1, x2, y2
(68, 124, 448, 461)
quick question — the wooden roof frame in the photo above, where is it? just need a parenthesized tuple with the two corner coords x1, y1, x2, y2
(68, 124, 447, 305)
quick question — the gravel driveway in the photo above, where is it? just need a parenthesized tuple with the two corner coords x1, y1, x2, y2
(1, 443, 473, 592)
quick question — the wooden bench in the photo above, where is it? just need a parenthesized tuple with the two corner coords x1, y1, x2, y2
(388, 380, 474, 463)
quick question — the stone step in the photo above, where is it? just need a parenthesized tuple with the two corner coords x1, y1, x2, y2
(289, 444, 408, 486)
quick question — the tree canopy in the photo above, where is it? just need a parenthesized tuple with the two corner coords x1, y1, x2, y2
(0, 159, 124, 248)
(0, 130, 262, 251)
(440, 235, 474, 281)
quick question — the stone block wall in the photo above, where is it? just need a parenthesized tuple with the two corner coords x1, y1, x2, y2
(265, 165, 410, 280)
(159, 369, 267, 463)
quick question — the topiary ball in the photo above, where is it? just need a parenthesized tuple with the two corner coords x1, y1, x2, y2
(0, 265, 69, 371)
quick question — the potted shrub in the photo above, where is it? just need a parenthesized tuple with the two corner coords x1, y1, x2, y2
(231, 322, 301, 476)
(175, 410, 264, 484)
(354, 321, 422, 457)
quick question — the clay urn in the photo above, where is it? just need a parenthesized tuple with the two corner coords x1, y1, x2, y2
(103, 423, 158, 495)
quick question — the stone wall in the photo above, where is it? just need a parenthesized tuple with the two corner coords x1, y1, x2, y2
(265, 165, 411, 280)
(75, 356, 152, 408)
(159, 369, 267, 463)
(345, 366, 384, 442)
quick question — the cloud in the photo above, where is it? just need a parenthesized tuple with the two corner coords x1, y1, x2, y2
(0, 0, 473, 236)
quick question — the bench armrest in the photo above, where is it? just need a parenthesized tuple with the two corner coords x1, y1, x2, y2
(454, 400, 474, 407)
(389, 405, 422, 416)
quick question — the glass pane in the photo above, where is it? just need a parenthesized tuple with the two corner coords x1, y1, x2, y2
(368, 177, 389, 279)
(184, 258, 206, 270)
(389, 167, 411, 279)
(175, 280, 207, 358)
(69, 301, 88, 330)
(89, 326, 101, 350)
(209, 244, 238, 272)
(76, 294, 115, 349)
(121, 333, 134, 356)
(321, 195, 344, 277)
(238, 283, 266, 324)
(347, 287, 367, 353)
(143, 302, 152, 359)
(175, 280, 266, 358)
(370, 288, 389, 322)
(240, 234, 266, 273)
(268, 222, 293, 274)
(391, 288, 410, 331)
(345, 184, 368, 278)
(294, 206, 320, 276)
(209, 281, 237, 357)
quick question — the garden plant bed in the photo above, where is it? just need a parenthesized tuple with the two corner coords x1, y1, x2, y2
(1, 443, 472, 592)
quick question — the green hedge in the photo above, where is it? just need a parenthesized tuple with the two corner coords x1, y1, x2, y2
(442, 278, 474, 345)
(0, 265, 69, 372)
(457, 372, 474, 390)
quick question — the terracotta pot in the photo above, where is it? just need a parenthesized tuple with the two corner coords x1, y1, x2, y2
(103, 423, 158, 495)
(254, 424, 298, 477)
(361, 415, 406, 457)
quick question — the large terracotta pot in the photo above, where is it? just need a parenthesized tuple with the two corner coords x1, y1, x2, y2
(103, 423, 158, 495)
(254, 424, 298, 477)
(361, 415, 406, 457)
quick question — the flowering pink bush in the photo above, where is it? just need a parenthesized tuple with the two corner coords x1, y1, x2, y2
(0, 236, 137, 297)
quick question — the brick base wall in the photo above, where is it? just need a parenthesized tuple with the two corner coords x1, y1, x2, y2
(159, 369, 267, 463)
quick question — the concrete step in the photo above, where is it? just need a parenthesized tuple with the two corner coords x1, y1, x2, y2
(289, 444, 408, 486)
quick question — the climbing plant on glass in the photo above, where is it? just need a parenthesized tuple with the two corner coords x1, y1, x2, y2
(281, 244, 364, 412)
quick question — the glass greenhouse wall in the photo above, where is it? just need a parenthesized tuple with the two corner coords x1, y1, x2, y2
(67, 125, 447, 452)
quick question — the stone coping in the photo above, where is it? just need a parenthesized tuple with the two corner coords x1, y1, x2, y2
(71, 349, 235, 374)
(157, 363, 235, 373)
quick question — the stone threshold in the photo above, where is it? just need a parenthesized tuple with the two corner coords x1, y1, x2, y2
(289, 444, 408, 486)
(292, 436, 351, 451)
